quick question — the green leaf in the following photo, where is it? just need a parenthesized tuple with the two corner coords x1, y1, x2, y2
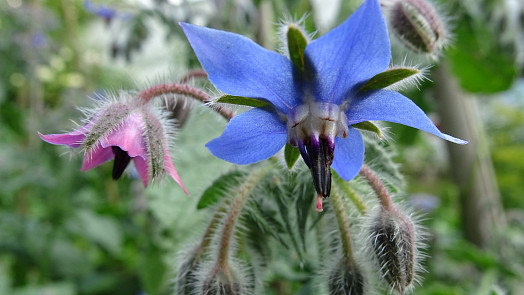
(72, 210, 122, 255)
(294, 172, 316, 253)
(11, 282, 76, 295)
(284, 143, 301, 169)
(362, 135, 405, 190)
(197, 171, 245, 209)
(447, 17, 519, 93)
(359, 67, 420, 92)
(287, 25, 308, 71)
(245, 204, 289, 249)
(139, 247, 166, 295)
(351, 121, 382, 138)
(216, 95, 268, 107)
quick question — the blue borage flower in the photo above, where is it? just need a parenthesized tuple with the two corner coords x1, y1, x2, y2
(180, 0, 466, 199)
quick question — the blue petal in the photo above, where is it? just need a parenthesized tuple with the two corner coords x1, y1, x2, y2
(305, 0, 390, 105)
(347, 90, 468, 144)
(180, 22, 301, 114)
(332, 127, 365, 181)
(206, 107, 287, 164)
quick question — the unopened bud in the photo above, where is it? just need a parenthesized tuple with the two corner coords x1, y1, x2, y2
(328, 258, 366, 295)
(387, 0, 448, 56)
(175, 254, 199, 295)
(368, 207, 416, 294)
(203, 279, 242, 295)
(199, 263, 251, 295)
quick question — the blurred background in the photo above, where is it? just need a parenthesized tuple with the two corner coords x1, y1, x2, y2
(0, 0, 523, 294)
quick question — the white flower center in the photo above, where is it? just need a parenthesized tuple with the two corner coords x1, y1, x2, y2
(286, 102, 349, 146)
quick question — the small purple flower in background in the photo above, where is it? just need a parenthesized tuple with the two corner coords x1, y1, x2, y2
(181, 0, 466, 199)
(84, 0, 117, 22)
(38, 96, 188, 194)
(30, 32, 47, 49)
(409, 193, 441, 213)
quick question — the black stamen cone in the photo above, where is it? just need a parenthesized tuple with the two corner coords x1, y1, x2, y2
(305, 137, 334, 198)
(112, 146, 131, 180)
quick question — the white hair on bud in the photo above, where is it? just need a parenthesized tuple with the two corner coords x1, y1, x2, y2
(382, 0, 452, 60)
(192, 258, 254, 295)
(358, 202, 428, 294)
(383, 63, 431, 92)
(275, 13, 316, 57)
(80, 90, 136, 158)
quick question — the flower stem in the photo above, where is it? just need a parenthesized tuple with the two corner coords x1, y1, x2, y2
(193, 205, 228, 263)
(359, 165, 394, 211)
(216, 166, 269, 269)
(137, 83, 233, 120)
(332, 171, 367, 215)
(330, 186, 355, 261)
(178, 69, 208, 84)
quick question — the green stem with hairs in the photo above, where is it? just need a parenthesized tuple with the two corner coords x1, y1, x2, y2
(332, 171, 367, 215)
(193, 204, 228, 264)
(330, 186, 356, 261)
(216, 165, 269, 270)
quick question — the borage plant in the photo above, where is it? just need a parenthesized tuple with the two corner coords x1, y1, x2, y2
(40, 0, 465, 294)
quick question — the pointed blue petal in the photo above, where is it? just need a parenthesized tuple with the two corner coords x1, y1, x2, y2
(305, 0, 390, 105)
(206, 107, 287, 164)
(332, 127, 365, 181)
(347, 90, 468, 144)
(180, 22, 301, 114)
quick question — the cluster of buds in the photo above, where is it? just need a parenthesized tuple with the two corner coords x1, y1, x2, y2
(39, 91, 188, 194)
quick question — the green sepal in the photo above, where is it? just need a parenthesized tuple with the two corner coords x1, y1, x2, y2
(352, 121, 382, 138)
(359, 67, 420, 92)
(284, 143, 301, 169)
(197, 170, 245, 209)
(287, 25, 308, 71)
(216, 95, 269, 108)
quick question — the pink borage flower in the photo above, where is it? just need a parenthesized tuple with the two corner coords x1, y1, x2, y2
(39, 98, 188, 194)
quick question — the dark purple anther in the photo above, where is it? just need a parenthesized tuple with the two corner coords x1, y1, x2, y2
(303, 135, 335, 198)
(112, 146, 131, 180)
(298, 140, 311, 168)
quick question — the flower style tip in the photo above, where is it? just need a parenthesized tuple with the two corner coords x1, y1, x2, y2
(182, 0, 465, 200)
(39, 100, 188, 194)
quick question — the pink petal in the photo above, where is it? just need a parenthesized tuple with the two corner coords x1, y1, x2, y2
(133, 157, 149, 187)
(38, 122, 92, 148)
(81, 145, 115, 171)
(163, 148, 188, 195)
(100, 112, 147, 159)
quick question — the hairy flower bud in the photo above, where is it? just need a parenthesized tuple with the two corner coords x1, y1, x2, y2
(198, 262, 251, 295)
(367, 207, 417, 294)
(386, 0, 448, 56)
(175, 250, 200, 295)
(327, 258, 366, 295)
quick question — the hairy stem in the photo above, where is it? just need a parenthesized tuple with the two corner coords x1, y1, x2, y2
(359, 165, 394, 211)
(330, 186, 355, 261)
(178, 69, 208, 84)
(332, 171, 367, 215)
(137, 83, 233, 120)
(193, 204, 228, 264)
(216, 166, 269, 269)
